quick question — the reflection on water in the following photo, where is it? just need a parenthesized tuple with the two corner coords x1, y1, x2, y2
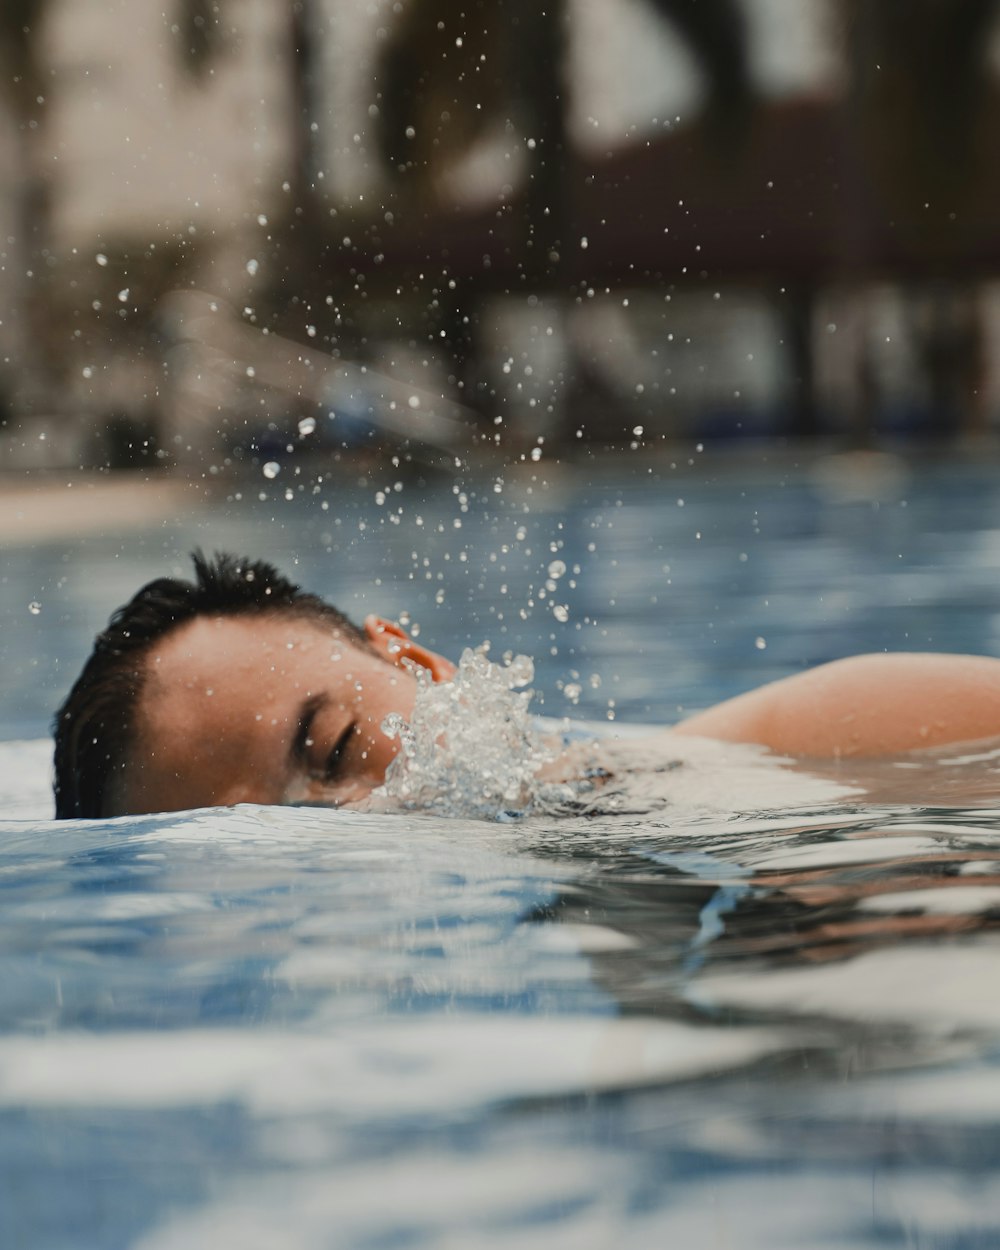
(4, 733, 1000, 1248)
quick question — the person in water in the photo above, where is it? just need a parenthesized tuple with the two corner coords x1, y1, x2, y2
(53, 551, 1000, 819)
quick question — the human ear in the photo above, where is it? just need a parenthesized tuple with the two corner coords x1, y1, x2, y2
(363, 616, 457, 682)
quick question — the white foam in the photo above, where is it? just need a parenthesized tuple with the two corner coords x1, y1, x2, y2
(375, 646, 575, 818)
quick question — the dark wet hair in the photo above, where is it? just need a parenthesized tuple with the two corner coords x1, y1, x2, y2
(53, 551, 368, 820)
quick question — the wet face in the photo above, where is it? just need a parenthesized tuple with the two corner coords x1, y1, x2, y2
(114, 613, 455, 815)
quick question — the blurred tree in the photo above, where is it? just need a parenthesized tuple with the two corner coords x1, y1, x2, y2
(373, 0, 750, 214)
(0, 0, 232, 425)
(845, 0, 1000, 201)
(838, 0, 1000, 440)
(371, 0, 750, 433)
(173, 0, 224, 80)
(0, 0, 56, 416)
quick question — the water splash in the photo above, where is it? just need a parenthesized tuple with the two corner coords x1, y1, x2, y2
(376, 646, 576, 819)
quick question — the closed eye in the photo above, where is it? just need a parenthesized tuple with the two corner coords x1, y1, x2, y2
(324, 722, 356, 781)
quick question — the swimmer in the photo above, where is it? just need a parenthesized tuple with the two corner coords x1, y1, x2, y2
(53, 551, 1000, 818)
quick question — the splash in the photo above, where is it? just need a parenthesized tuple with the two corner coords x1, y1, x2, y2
(375, 645, 577, 819)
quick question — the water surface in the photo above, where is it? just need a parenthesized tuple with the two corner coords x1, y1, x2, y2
(4, 454, 1000, 1248)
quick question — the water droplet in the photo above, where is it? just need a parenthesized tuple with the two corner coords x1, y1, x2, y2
(563, 682, 581, 702)
(632, 425, 644, 437)
(95, 253, 108, 266)
(81, 365, 93, 379)
(755, 636, 767, 650)
(407, 395, 420, 409)
(246, 258, 259, 276)
(262, 461, 280, 479)
(552, 604, 569, 623)
(298, 416, 317, 436)
(117, 288, 130, 303)
(28, 601, 41, 615)
(547, 560, 566, 579)
(530, 446, 542, 462)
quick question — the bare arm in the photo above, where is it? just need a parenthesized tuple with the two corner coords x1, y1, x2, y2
(673, 653, 1000, 758)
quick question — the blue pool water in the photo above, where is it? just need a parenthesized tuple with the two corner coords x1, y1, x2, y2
(5, 451, 1000, 1248)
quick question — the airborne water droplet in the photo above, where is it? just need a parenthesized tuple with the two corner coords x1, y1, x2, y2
(262, 461, 280, 479)
(28, 601, 41, 615)
(298, 416, 317, 436)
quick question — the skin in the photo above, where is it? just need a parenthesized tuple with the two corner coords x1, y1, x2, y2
(115, 616, 1000, 816)
(673, 652, 1000, 757)
(116, 614, 455, 815)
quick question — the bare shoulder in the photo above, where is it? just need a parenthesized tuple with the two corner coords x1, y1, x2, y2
(674, 652, 1000, 758)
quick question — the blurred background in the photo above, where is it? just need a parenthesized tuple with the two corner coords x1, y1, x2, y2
(2, 0, 1000, 472)
(7, 0, 1000, 744)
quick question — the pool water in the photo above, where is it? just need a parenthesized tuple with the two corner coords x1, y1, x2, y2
(5, 452, 1000, 1248)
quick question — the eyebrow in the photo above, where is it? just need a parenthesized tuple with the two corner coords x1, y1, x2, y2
(291, 693, 330, 767)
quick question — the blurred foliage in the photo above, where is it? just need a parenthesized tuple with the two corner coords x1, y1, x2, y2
(172, 0, 225, 79)
(644, 0, 751, 139)
(0, 0, 48, 110)
(372, 0, 751, 198)
(844, 0, 1000, 196)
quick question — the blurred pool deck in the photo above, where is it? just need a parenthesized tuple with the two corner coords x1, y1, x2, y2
(2, 438, 998, 548)
(0, 473, 208, 547)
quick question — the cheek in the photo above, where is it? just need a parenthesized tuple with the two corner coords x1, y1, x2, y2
(358, 686, 416, 770)
(354, 673, 418, 723)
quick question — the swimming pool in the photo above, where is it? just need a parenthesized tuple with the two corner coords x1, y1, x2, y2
(4, 451, 1000, 1248)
